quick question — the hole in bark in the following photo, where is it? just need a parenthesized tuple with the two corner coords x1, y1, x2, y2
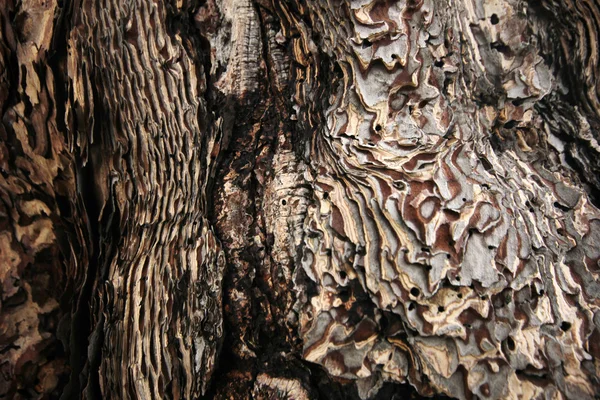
(456, 275, 461, 281)
(410, 287, 420, 297)
(480, 383, 491, 397)
(339, 287, 351, 302)
(281, 199, 287, 205)
(480, 157, 494, 171)
(462, 197, 467, 202)
(512, 98, 526, 106)
(339, 270, 347, 280)
(402, 248, 409, 253)
(491, 14, 499, 24)
(554, 202, 571, 212)
(434, 59, 444, 67)
(447, 254, 451, 259)
(393, 181, 406, 190)
(457, 293, 463, 299)
(421, 247, 430, 253)
(438, 306, 445, 312)
(391, 54, 398, 59)
(488, 245, 496, 250)
(362, 39, 372, 48)
(560, 321, 572, 331)
(481, 183, 490, 190)
(491, 41, 512, 55)
(408, 302, 416, 311)
(375, 124, 382, 131)
(557, 228, 565, 236)
(506, 336, 516, 351)
(323, 192, 329, 199)
(503, 120, 518, 129)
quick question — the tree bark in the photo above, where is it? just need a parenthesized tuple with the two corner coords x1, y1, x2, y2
(1, 0, 600, 399)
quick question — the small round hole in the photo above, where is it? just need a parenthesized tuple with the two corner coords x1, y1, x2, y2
(490, 14, 499, 25)
(323, 192, 329, 199)
(560, 321, 571, 331)
(281, 199, 287, 205)
(375, 124, 382, 131)
(438, 306, 445, 312)
(408, 302, 416, 311)
(410, 287, 420, 297)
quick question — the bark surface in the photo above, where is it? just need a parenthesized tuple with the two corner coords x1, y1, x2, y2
(1, 0, 600, 399)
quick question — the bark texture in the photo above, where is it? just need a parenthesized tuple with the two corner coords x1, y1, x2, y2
(1, 0, 600, 399)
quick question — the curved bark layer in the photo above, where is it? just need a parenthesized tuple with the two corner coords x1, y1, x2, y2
(284, 0, 600, 398)
(1, 0, 600, 399)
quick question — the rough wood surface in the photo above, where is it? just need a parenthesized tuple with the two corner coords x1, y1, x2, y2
(1, 0, 600, 399)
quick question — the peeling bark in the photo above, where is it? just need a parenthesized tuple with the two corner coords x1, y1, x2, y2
(1, 0, 600, 399)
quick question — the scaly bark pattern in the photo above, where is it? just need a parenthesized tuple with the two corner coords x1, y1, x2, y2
(277, 0, 600, 398)
(66, 0, 224, 398)
(0, 0, 88, 398)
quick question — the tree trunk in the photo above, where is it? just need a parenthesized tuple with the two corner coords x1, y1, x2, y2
(1, 0, 600, 399)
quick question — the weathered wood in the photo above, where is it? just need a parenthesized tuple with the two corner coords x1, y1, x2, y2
(1, 0, 600, 399)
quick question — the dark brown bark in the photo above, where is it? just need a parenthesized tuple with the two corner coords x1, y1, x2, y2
(1, 0, 600, 399)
